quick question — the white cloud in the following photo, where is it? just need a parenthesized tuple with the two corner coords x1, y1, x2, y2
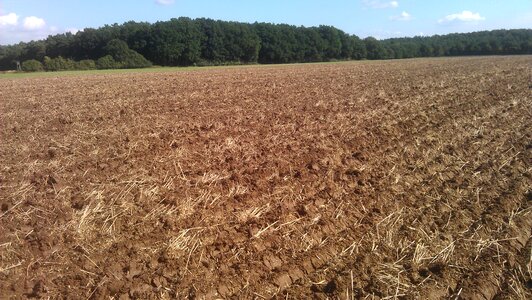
(0, 12, 19, 27)
(155, 0, 175, 5)
(23, 16, 46, 30)
(362, 0, 399, 9)
(1, 28, 50, 45)
(390, 11, 411, 21)
(1, 21, 82, 45)
(0, 11, 87, 44)
(438, 11, 485, 24)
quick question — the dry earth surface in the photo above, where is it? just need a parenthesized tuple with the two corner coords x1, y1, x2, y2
(0, 57, 531, 299)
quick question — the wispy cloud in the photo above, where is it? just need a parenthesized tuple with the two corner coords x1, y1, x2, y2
(155, 0, 175, 5)
(390, 11, 411, 21)
(438, 11, 485, 24)
(0, 12, 19, 27)
(362, 0, 399, 9)
(23, 16, 46, 30)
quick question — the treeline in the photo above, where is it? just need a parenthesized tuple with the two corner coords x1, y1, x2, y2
(1, 17, 531, 71)
(380, 30, 532, 59)
(13, 38, 153, 72)
(20, 57, 97, 72)
(18, 39, 152, 72)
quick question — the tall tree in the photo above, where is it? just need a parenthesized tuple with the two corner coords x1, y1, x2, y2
(1, 19, 531, 70)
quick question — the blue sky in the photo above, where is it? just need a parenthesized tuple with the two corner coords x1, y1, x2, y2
(1, 0, 531, 45)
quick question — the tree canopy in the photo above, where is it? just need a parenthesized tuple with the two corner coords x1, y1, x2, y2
(1, 17, 530, 71)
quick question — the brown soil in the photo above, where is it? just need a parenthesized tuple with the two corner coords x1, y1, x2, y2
(0, 57, 531, 299)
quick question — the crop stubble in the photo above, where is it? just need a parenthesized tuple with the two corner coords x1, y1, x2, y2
(0, 57, 531, 299)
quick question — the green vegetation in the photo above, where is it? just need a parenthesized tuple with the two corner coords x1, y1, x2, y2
(381, 30, 532, 59)
(96, 55, 121, 69)
(21, 59, 44, 72)
(44, 56, 96, 71)
(18, 40, 151, 72)
(1, 17, 531, 71)
(43, 56, 76, 71)
(0, 60, 356, 79)
(77, 59, 97, 70)
(103, 39, 152, 68)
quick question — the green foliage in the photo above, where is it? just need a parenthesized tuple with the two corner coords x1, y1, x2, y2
(104, 39, 131, 61)
(352, 36, 367, 60)
(103, 39, 152, 68)
(23, 41, 47, 62)
(319, 26, 342, 59)
(96, 55, 121, 69)
(364, 37, 388, 60)
(76, 59, 96, 70)
(21, 59, 44, 72)
(148, 17, 204, 66)
(1, 19, 531, 70)
(43, 56, 76, 71)
(41, 56, 96, 71)
(121, 51, 152, 68)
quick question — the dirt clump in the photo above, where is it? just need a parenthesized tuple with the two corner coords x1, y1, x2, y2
(0, 56, 530, 298)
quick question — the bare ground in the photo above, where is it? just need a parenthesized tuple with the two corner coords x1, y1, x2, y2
(0, 57, 531, 299)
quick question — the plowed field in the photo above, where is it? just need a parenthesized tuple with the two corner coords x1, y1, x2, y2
(1, 57, 531, 299)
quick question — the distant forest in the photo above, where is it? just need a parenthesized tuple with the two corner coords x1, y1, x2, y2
(1, 17, 531, 71)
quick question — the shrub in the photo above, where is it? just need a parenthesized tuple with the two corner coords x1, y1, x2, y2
(43, 56, 76, 71)
(76, 59, 96, 70)
(96, 55, 122, 69)
(21, 59, 44, 72)
(103, 39, 152, 69)
(121, 51, 152, 68)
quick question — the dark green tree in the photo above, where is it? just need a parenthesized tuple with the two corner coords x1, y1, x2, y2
(364, 37, 387, 59)
(1, 19, 531, 70)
